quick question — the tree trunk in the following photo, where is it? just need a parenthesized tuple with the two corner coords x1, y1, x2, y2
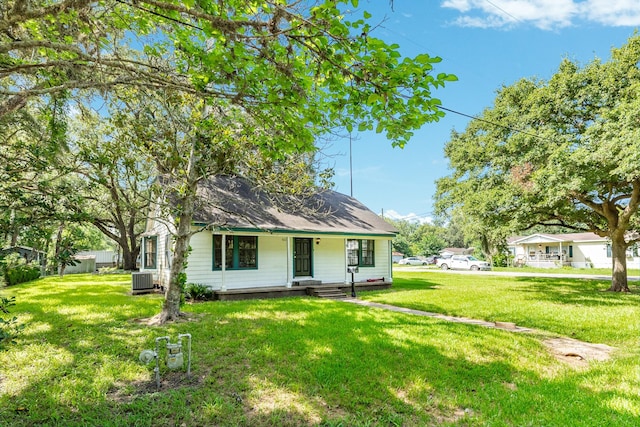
(155, 182, 198, 324)
(120, 244, 139, 271)
(92, 220, 140, 271)
(609, 232, 630, 292)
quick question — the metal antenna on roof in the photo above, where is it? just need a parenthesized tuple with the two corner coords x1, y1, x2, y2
(349, 132, 353, 197)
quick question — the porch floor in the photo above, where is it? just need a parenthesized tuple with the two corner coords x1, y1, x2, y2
(213, 281, 392, 301)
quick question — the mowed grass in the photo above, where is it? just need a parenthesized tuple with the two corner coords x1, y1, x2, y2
(0, 272, 638, 426)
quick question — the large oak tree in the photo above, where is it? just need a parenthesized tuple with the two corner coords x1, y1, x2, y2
(436, 35, 640, 292)
(3, 1, 457, 321)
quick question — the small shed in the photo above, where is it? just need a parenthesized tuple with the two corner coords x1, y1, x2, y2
(65, 255, 97, 274)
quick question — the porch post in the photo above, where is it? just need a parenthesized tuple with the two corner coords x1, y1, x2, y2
(388, 240, 393, 283)
(344, 238, 349, 285)
(286, 237, 292, 288)
(221, 234, 227, 291)
(559, 242, 563, 265)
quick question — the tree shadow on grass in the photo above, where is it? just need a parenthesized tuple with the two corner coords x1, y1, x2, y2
(510, 276, 640, 307)
(2, 283, 640, 426)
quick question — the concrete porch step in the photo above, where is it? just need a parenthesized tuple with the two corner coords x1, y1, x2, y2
(308, 287, 348, 299)
(293, 279, 322, 286)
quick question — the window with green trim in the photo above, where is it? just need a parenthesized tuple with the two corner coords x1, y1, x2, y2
(213, 235, 258, 270)
(143, 236, 157, 269)
(347, 239, 375, 267)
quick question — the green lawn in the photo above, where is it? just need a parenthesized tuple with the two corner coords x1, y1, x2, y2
(1, 272, 638, 426)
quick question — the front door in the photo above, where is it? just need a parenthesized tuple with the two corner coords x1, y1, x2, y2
(294, 238, 312, 277)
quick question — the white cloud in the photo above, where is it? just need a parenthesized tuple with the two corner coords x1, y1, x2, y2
(441, 0, 640, 30)
(384, 209, 433, 224)
(442, 0, 473, 12)
(581, 0, 640, 26)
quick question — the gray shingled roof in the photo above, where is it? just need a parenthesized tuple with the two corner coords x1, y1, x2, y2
(189, 175, 397, 236)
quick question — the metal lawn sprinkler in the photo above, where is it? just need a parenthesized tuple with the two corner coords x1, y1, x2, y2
(139, 333, 192, 389)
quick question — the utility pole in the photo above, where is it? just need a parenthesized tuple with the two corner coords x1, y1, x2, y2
(349, 132, 353, 197)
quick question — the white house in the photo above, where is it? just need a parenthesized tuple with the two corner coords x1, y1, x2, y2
(508, 232, 640, 269)
(140, 175, 397, 293)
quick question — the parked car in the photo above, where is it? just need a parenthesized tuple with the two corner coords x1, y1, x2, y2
(437, 255, 491, 271)
(424, 255, 437, 265)
(398, 256, 429, 265)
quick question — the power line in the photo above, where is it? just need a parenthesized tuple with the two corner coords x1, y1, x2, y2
(437, 104, 552, 142)
(483, 0, 523, 24)
(116, 0, 546, 143)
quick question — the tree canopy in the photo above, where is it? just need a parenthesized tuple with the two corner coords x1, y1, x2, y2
(2, 1, 457, 321)
(436, 34, 640, 291)
(1, 0, 456, 146)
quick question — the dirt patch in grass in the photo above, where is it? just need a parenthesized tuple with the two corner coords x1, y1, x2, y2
(131, 311, 206, 326)
(543, 337, 615, 368)
(107, 371, 206, 403)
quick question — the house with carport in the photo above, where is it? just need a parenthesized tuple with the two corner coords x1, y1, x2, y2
(140, 175, 397, 299)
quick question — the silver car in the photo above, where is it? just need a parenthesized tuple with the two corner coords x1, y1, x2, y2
(437, 255, 491, 271)
(398, 256, 429, 265)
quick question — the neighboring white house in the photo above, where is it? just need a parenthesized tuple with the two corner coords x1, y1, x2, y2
(508, 232, 640, 269)
(140, 175, 397, 291)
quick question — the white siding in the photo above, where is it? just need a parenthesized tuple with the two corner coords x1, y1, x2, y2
(311, 237, 346, 283)
(573, 242, 640, 269)
(183, 231, 214, 285)
(570, 242, 603, 268)
(349, 237, 391, 283)
(182, 231, 393, 290)
(314, 237, 391, 284)
(76, 250, 117, 265)
(144, 218, 394, 290)
(140, 208, 173, 287)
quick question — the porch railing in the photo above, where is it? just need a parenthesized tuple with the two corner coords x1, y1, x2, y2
(525, 251, 569, 262)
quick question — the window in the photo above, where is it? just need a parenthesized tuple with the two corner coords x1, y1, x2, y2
(144, 236, 157, 269)
(606, 244, 612, 258)
(569, 245, 573, 258)
(347, 239, 375, 267)
(213, 235, 257, 270)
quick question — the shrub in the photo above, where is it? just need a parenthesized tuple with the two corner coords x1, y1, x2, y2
(1, 253, 41, 286)
(184, 283, 213, 301)
(97, 266, 127, 275)
(0, 296, 24, 350)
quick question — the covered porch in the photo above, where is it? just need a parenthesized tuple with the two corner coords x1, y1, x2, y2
(511, 235, 573, 268)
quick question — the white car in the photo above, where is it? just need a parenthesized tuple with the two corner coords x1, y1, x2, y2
(398, 256, 428, 265)
(437, 255, 491, 271)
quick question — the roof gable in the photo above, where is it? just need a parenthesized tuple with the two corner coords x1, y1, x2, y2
(510, 232, 607, 244)
(185, 175, 397, 236)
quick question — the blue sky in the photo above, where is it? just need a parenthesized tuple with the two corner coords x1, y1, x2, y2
(322, 1, 640, 223)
